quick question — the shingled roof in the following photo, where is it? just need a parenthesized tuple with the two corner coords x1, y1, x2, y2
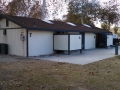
(0, 14, 111, 33)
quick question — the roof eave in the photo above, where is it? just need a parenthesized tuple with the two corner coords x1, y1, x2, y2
(27, 28, 110, 33)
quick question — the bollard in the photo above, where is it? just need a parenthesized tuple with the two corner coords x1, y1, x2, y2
(115, 43, 118, 55)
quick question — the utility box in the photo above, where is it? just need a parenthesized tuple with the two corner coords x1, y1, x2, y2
(53, 34, 82, 55)
(1, 43, 8, 54)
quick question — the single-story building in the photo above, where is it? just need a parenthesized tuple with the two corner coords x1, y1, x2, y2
(0, 14, 113, 57)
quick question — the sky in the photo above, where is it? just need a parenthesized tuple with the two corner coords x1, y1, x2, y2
(47, 0, 120, 20)
(45, 0, 69, 20)
(3, 0, 120, 21)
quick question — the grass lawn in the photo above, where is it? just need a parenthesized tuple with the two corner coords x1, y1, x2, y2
(0, 55, 120, 90)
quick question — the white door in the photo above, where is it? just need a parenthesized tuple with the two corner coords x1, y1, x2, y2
(107, 35, 113, 46)
(85, 33, 96, 49)
(70, 35, 82, 50)
(28, 31, 54, 56)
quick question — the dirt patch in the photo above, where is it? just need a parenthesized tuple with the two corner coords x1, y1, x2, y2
(0, 55, 120, 90)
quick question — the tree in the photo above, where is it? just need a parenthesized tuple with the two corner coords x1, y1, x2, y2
(28, 1, 42, 19)
(66, 0, 100, 25)
(101, 22, 109, 30)
(0, 0, 8, 14)
(66, 0, 120, 28)
(6, 0, 28, 16)
(45, 0, 69, 20)
(113, 26, 118, 34)
(5, 0, 42, 18)
(1, 0, 68, 20)
(98, 0, 120, 30)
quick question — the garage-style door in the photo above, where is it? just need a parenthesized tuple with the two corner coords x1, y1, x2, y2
(85, 33, 96, 49)
(28, 31, 54, 56)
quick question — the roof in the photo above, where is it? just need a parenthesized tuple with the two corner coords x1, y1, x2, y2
(0, 14, 111, 33)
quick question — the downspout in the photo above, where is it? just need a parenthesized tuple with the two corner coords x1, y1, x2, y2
(26, 29, 28, 57)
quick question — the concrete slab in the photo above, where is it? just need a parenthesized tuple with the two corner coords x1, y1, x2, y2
(33, 47, 120, 65)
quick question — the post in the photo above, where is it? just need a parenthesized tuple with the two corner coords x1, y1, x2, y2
(81, 1, 84, 24)
(68, 34, 70, 55)
(115, 43, 118, 55)
(41, 0, 46, 20)
(26, 29, 29, 57)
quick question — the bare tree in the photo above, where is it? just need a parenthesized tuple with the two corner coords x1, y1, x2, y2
(1, 0, 69, 20)
(0, 0, 8, 14)
(45, 0, 69, 20)
(6, 0, 29, 16)
(29, 1, 42, 18)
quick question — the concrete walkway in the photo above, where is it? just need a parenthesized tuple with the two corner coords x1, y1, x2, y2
(33, 47, 120, 65)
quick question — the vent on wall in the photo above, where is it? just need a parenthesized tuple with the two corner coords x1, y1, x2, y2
(3, 29, 7, 35)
